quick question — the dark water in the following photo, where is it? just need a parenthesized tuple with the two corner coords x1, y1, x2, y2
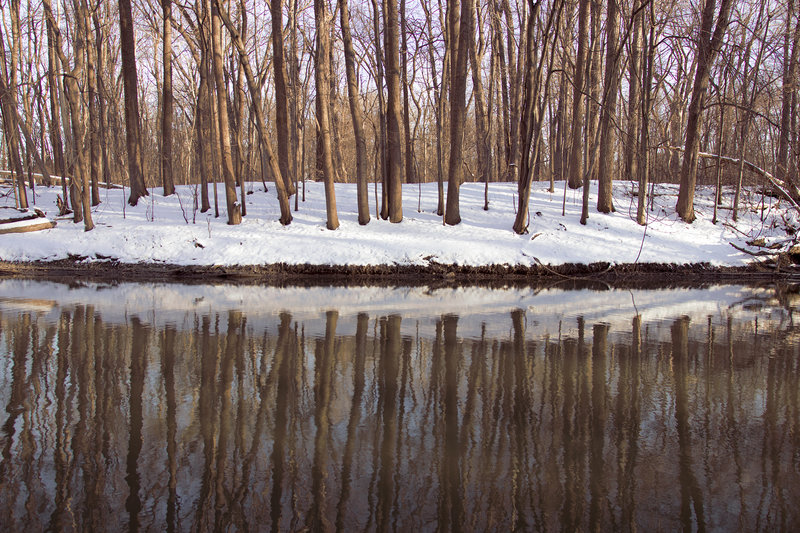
(0, 280, 799, 531)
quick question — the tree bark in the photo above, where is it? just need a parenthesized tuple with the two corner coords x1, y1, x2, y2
(161, 0, 175, 196)
(339, 0, 370, 224)
(119, 0, 149, 206)
(45, 14, 68, 211)
(567, 0, 589, 189)
(271, 0, 297, 197)
(777, 0, 800, 185)
(513, 0, 563, 234)
(597, 0, 619, 213)
(371, 0, 389, 219)
(445, 0, 474, 225)
(216, 0, 292, 224)
(209, 0, 241, 225)
(421, 0, 445, 215)
(470, 0, 490, 188)
(0, 2, 27, 209)
(676, 0, 734, 222)
(313, 0, 340, 229)
(384, 0, 404, 222)
(43, 0, 94, 230)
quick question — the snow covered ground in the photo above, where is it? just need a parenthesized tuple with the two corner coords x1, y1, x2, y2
(0, 179, 795, 267)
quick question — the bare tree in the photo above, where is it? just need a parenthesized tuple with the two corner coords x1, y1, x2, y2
(314, 0, 340, 229)
(676, 0, 734, 222)
(597, 0, 620, 214)
(444, 0, 474, 225)
(339, 0, 370, 224)
(271, 0, 297, 197)
(209, 0, 241, 224)
(216, 0, 292, 224)
(567, 0, 589, 190)
(161, 0, 175, 196)
(384, 0, 404, 222)
(777, 0, 799, 185)
(513, 0, 564, 235)
(119, 0, 149, 206)
(42, 0, 94, 230)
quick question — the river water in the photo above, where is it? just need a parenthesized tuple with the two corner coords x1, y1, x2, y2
(0, 279, 798, 531)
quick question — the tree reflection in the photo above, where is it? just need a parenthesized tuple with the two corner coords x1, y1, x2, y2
(0, 285, 799, 530)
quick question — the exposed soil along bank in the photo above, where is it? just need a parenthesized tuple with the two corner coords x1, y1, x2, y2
(2, 259, 799, 289)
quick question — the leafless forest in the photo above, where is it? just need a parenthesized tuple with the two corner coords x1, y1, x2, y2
(0, 0, 798, 232)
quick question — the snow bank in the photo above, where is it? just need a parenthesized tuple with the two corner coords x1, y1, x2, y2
(0, 180, 794, 268)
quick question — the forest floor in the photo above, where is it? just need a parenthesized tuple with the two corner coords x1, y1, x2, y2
(1, 179, 800, 284)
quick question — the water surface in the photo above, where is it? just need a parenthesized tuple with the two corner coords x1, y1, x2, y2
(0, 280, 799, 531)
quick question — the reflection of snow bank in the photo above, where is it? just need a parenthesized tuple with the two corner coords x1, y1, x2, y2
(0, 279, 788, 341)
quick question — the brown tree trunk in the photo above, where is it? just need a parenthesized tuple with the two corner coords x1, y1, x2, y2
(470, 0, 490, 188)
(45, 15, 68, 210)
(85, 7, 101, 206)
(421, 0, 445, 215)
(384, 0, 404, 222)
(92, 9, 111, 190)
(210, 0, 241, 225)
(676, 0, 734, 222)
(43, 0, 94, 230)
(625, 0, 643, 186)
(777, 0, 799, 184)
(0, 51, 27, 209)
(313, 0, 340, 229)
(196, 31, 212, 213)
(271, 0, 297, 197)
(216, 0, 292, 224)
(371, 0, 389, 219)
(637, 3, 655, 226)
(339, 0, 370, 224)
(597, 0, 620, 213)
(513, 0, 562, 234)
(400, 0, 416, 185)
(568, 0, 590, 190)
(161, 0, 175, 196)
(444, 0, 473, 225)
(119, 0, 148, 206)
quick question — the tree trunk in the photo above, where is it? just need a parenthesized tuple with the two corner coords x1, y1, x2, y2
(445, 0, 473, 225)
(400, 0, 416, 185)
(470, 0, 490, 188)
(119, 0, 148, 206)
(676, 0, 734, 222)
(513, 0, 562, 234)
(313, 0, 340, 229)
(384, 0, 404, 222)
(339, 0, 370, 224)
(161, 0, 175, 196)
(567, 0, 589, 190)
(371, 0, 389, 219)
(0, 3, 26, 209)
(196, 26, 212, 213)
(421, 0, 445, 215)
(216, 0, 292, 224)
(625, 0, 642, 186)
(271, 0, 297, 197)
(43, 0, 94, 230)
(45, 15, 68, 210)
(209, 0, 241, 225)
(85, 7, 101, 206)
(596, 0, 619, 213)
(777, 0, 799, 184)
(637, 3, 655, 226)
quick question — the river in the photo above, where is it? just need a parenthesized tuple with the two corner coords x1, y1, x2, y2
(0, 279, 798, 531)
